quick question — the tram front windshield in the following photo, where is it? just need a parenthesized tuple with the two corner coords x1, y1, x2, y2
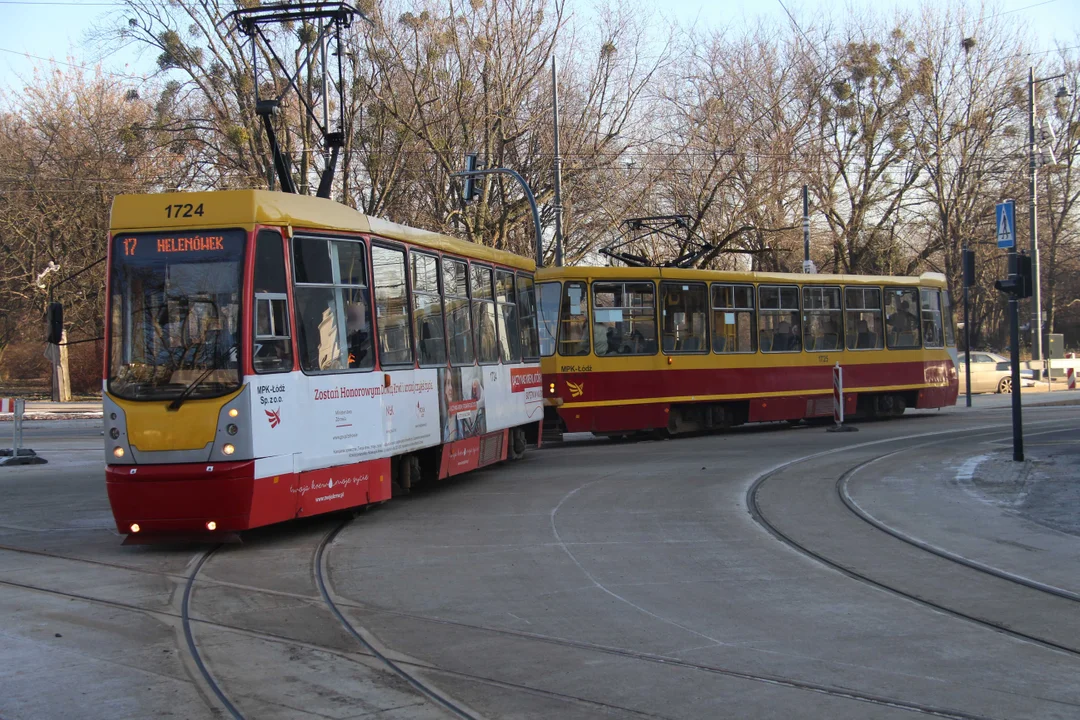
(108, 229, 245, 401)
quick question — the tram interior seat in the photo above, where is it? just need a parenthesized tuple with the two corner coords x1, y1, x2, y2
(713, 336, 726, 353)
(663, 335, 676, 352)
(890, 331, 917, 348)
(418, 320, 439, 364)
(681, 336, 702, 352)
(772, 331, 797, 351)
(814, 333, 839, 351)
(854, 331, 878, 349)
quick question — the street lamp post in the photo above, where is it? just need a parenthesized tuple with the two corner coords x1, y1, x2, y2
(1028, 68, 1070, 372)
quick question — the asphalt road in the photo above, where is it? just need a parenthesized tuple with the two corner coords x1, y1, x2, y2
(1, 405, 1079, 719)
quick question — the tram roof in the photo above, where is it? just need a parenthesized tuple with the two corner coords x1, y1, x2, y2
(110, 189, 535, 271)
(535, 265, 947, 287)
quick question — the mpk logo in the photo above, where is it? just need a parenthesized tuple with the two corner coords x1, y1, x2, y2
(265, 407, 281, 428)
(566, 381, 584, 398)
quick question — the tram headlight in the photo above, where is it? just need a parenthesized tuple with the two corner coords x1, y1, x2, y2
(226, 424, 238, 436)
(129, 523, 140, 533)
(206, 520, 217, 531)
(228, 408, 239, 418)
(113, 447, 125, 458)
(222, 443, 235, 455)
(549, 383, 555, 393)
(109, 427, 120, 439)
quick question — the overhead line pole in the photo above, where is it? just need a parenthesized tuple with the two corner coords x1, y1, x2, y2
(552, 56, 564, 267)
(453, 166, 545, 268)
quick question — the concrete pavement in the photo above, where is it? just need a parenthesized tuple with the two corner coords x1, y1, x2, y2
(1, 406, 1080, 718)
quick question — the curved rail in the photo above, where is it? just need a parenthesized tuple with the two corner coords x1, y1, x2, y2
(747, 426, 1080, 662)
(314, 517, 481, 720)
(837, 443, 1080, 605)
(182, 546, 246, 720)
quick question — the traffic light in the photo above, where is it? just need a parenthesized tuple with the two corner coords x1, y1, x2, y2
(962, 248, 975, 287)
(1015, 252, 1033, 298)
(46, 302, 63, 344)
(994, 252, 1033, 299)
(462, 153, 480, 203)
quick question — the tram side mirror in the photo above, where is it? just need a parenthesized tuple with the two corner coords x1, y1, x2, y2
(46, 302, 63, 344)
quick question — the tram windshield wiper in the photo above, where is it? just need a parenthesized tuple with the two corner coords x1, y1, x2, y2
(167, 365, 219, 411)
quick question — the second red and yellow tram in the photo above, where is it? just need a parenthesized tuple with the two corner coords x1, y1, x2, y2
(535, 266, 959, 437)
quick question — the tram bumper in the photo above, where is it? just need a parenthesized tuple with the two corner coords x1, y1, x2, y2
(106, 460, 257, 537)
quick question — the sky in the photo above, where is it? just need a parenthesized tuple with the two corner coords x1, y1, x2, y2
(0, 0, 1076, 95)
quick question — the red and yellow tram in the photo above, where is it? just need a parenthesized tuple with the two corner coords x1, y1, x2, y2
(535, 266, 958, 437)
(105, 190, 543, 540)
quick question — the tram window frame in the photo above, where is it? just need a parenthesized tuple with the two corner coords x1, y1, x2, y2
(660, 282, 709, 354)
(885, 286, 921, 349)
(920, 288, 945, 349)
(710, 283, 755, 354)
(758, 285, 801, 353)
(516, 273, 541, 361)
(410, 250, 446, 368)
(471, 263, 499, 365)
(371, 242, 414, 367)
(495, 268, 521, 364)
(253, 229, 294, 374)
(592, 281, 657, 356)
(538, 281, 561, 357)
(802, 286, 843, 352)
(291, 234, 375, 374)
(443, 256, 475, 366)
(844, 286, 884, 351)
(557, 281, 590, 357)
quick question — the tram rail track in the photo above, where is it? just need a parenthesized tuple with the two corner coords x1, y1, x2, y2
(748, 422, 1080, 665)
(5, 412, 1079, 719)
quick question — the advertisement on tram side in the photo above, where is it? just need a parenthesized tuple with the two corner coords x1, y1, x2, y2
(250, 363, 543, 476)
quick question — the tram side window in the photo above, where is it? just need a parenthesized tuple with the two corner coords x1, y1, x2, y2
(294, 237, 342, 371)
(592, 282, 657, 356)
(711, 284, 755, 353)
(558, 281, 590, 356)
(941, 290, 956, 346)
(661, 282, 708, 353)
(293, 236, 374, 372)
(538, 281, 561, 357)
(411, 252, 446, 366)
(337, 240, 374, 370)
(253, 230, 293, 373)
(803, 286, 843, 351)
(495, 269, 521, 363)
(920, 288, 945, 349)
(845, 287, 884, 350)
(517, 274, 540, 360)
(472, 265, 499, 364)
(885, 287, 921, 349)
(758, 285, 801, 352)
(444, 258, 474, 365)
(372, 245, 413, 366)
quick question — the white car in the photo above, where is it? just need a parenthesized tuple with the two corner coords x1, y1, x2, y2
(957, 352, 1037, 393)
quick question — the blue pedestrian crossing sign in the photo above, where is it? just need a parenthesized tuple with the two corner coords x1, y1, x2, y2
(996, 200, 1015, 249)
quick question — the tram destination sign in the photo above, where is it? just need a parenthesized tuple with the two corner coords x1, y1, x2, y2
(115, 229, 245, 260)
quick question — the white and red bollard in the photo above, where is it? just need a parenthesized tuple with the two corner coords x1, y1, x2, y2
(827, 363, 858, 432)
(1069, 366, 1076, 391)
(1, 398, 45, 466)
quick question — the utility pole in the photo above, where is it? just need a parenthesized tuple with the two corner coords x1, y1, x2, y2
(802, 185, 815, 274)
(1027, 68, 1071, 374)
(962, 248, 974, 407)
(1028, 67, 1042, 370)
(552, 56, 564, 267)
